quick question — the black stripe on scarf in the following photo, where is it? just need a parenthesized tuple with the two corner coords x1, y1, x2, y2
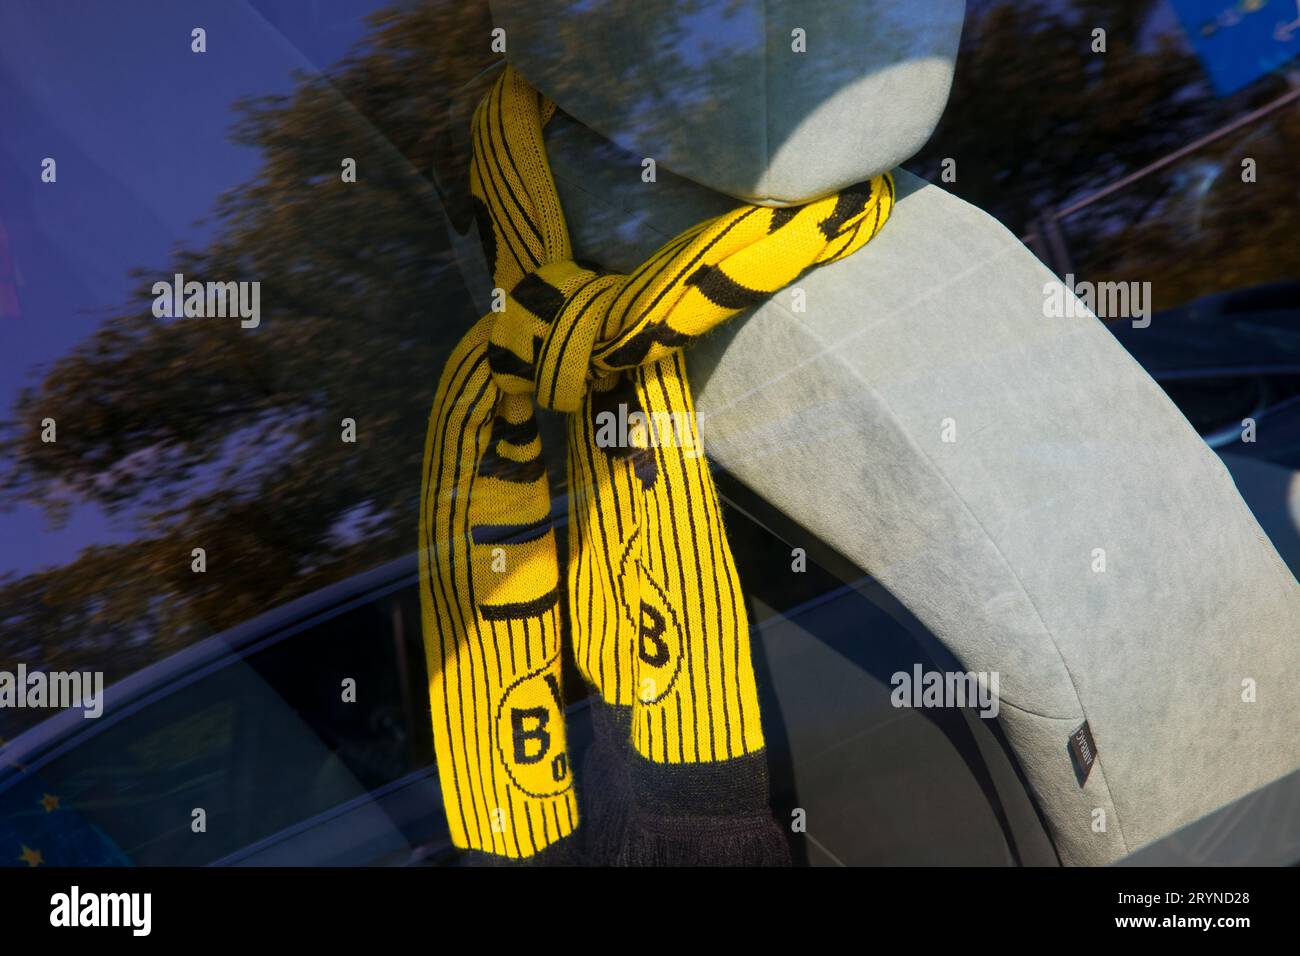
(511, 272, 567, 323)
(487, 339, 542, 380)
(600, 321, 695, 368)
(479, 585, 561, 621)
(489, 411, 540, 446)
(686, 263, 771, 310)
(477, 449, 547, 483)
(767, 206, 798, 232)
(471, 516, 553, 545)
(818, 180, 874, 239)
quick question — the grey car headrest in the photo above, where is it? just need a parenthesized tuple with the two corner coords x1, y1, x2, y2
(489, 0, 965, 204)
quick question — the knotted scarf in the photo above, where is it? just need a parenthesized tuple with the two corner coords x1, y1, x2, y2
(419, 65, 894, 862)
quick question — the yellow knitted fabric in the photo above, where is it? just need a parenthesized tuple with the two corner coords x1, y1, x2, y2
(419, 65, 894, 858)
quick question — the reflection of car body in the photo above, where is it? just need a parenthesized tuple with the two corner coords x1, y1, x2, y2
(1110, 282, 1300, 577)
(1110, 281, 1300, 466)
(6, 281, 1300, 866)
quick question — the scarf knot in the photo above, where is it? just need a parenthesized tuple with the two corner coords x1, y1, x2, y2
(488, 261, 625, 413)
(485, 160, 891, 415)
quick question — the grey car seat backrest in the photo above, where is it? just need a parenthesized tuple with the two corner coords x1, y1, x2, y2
(490, 0, 1300, 865)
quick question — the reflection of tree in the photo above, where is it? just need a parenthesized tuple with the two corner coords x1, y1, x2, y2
(0, 3, 500, 728)
(912, 0, 1299, 309)
(1067, 110, 1300, 310)
(914, 0, 1210, 230)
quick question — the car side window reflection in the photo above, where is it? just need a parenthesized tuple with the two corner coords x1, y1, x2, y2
(37, 596, 432, 865)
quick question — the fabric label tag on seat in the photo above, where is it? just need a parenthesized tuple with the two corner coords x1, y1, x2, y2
(1069, 720, 1098, 785)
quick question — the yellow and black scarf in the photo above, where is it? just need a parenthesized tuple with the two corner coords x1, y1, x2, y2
(419, 65, 893, 862)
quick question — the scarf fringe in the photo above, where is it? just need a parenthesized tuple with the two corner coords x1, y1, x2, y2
(618, 810, 791, 867)
(458, 837, 581, 867)
(580, 698, 790, 867)
(578, 726, 633, 866)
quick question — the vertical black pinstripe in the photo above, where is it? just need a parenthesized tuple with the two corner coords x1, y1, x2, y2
(422, 343, 481, 845)
(429, 357, 492, 848)
(658, 358, 720, 760)
(669, 353, 735, 757)
(648, 363, 702, 762)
